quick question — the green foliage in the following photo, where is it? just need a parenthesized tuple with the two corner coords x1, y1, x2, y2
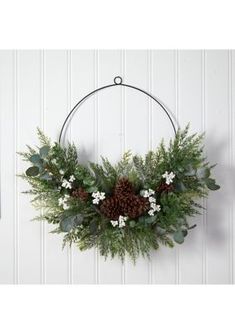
(19, 125, 220, 263)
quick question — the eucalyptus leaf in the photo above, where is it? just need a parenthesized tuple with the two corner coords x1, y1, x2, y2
(29, 154, 41, 164)
(145, 216, 157, 224)
(40, 146, 50, 158)
(175, 181, 186, 192)
(206, 178, 220, 190)
(196, 167, 210, 179)
(60, 213, 84, 232)
(40, 172, 52, 181)
(184, 165, 195, 176)
(129, 220, 136, 228)
(26, 166, 39, 177)
(173, 230, 184, 244)
(60, 216, 75, 232)
(83, 178, 95, 186)
(89, 219, 98, 234)
(156, 226, 166, 235)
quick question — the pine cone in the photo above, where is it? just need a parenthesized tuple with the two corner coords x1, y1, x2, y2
(71, 187, 89, 201)
(100, 197, 122, 220)
(120, 194, 149, 219)
(156, 183, 174, 194)
(114, 178, 134, 199)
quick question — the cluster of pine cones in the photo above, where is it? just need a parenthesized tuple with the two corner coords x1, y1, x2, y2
(100, 178, 150, 220)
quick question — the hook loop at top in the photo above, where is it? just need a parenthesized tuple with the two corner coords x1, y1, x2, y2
(114, 76, 123, 85)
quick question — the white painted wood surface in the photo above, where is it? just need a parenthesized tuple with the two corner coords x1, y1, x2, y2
(0, 50, 233, 284)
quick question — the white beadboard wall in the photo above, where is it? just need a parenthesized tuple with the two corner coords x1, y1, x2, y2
(0, 50, 234, 284)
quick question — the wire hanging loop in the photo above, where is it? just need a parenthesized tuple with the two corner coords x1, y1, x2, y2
(58, 76, 177, 144)
(114, 76, 123, 85)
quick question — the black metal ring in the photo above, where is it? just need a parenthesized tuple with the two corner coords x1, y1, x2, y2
(59, 76, 177, 144)
(114, 76, 123, 85)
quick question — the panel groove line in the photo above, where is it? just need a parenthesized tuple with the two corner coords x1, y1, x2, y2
(14, 50, 19, 284)
(228, 50, 233, 284)
(175, 50, 180, 284)
(40, 50, 46, 284)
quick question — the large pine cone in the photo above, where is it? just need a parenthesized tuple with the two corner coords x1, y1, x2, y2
(120, 194, 150, 219)
(100, 197, 122, 220)
(71, 187, 89, 201)
(114, 178, 134, 199)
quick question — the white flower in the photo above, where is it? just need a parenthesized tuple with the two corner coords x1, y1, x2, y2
(140, 189, 155, 198)
(148, 189, 155, 196)
(111, 220, 118, 227)
(69, 175, 75, 182)
(150, 203, 161, 212)
(58, 194, 70, 210)
(111, 215, 127, 228)
(92, 198, 100, 205)
(155, 204, 161, 212)
(119, 220, 126, 228)
(140, 190, 149, 198)
(58, 197, 64, 207)
(59, 169, 65, 175)
(62, 179, 72, 189)
(92, 191, 106, 205)
(99, 192, 106, 200)
(162, 171, 175, 185)
(148, 209, 155, 216)
(149, 196, 156, 203)
(51, 159, 57, 164)
(62, 203, 69, 210)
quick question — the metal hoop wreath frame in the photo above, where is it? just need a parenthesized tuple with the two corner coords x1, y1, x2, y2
(59, 76, 177, 144)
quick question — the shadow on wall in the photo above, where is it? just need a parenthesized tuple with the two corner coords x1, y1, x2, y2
(205, 132, 233, 245)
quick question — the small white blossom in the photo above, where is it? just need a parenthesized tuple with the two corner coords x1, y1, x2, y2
(140, 189, 155, 198)
(149, 196, 156, 203)
(92, 191, 106, 205)
(162, 171, 175, 185)
(140, 190, 149, 198)
(51, 159, 57, 164)
(110, 220, 119, 227)
(111, 215, 127, 228)
(92, 198, 100, 205)
(150, 203, 161, 212)
(62, 203, 69, 210)
(69, 175, 75, 182)
(62, 179, 72, 189)
(59, 169, 65, 175)
(119, 220, 126, 228)
(58, 194, 70, 210)
(155, 204, 161, 212)
(148, 189, 155, 196)
(148, 209, 155, 216)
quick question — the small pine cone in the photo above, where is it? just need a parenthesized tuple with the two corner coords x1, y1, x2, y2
(156, 183, 174, 194)
(120, 194, 150, 219)
(71, 187, 89, 201)
(114, 178, 134, 199)
(100, 197, 122, 220)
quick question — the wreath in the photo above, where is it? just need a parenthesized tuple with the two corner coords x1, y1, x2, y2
(19, 125, 220, 262)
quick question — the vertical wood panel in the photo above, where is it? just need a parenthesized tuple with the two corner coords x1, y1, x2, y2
(205, 50, 230, 284)
(17, 51, 42, 283)
(232, 50, 235, 283)
(124, 50, 150, 284)
(44, 50, 69, 283)
(97, 50, 123, 284)
(151, 50, 177, 284)
(177, 50, 204, 284)
(70, 50, 96, 284)
(0, 51, 15, 283)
